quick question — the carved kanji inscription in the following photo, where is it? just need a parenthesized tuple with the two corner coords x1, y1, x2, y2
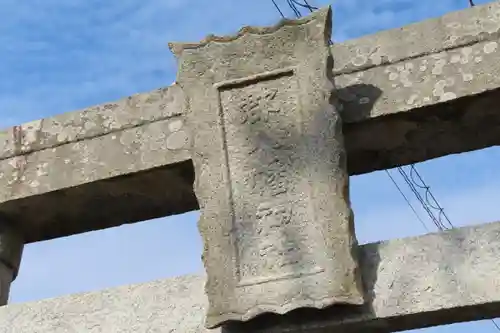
(170, 6, 365, 329)
(219, 70, 325, 286)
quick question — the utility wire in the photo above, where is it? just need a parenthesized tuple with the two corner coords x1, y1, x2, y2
(393, 165, 500, 332)
(396, 165, 451, 231)
(385, 170, 430, 232)
(268, 1, 447, 235)
(267, 0, 500, 331)
(409, 165, 454, 229)
(287, 0, 302, 17)
(289, 0, 318, 13)
(269, 0, 332, 43)
(397, 166, 444, 230)
(271, 0, 286, 18)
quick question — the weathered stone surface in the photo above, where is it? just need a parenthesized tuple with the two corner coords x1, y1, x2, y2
(1, 2, 500, 244)
(331, 1, 500, 75)
(0, 220, 23, 305)
(170, 7, 363, 328)
(0, 2, 498, 162)
(0, 116, 196, 243)
(2, 221, 500, 332)
(340, 34, 500, 173)
(0, 84, 183, 161)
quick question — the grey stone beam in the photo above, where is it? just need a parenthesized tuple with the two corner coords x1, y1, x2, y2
(3, 1, 500, 243)
(2, 220, 500, 332)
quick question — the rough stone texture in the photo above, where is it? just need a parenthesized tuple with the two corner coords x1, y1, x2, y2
(170, 7, 363, 328)
(1, 2, 500, 243)
(0, 84, 183, 161)
(3, 2, 498, 163)
(331, 1, 500, 75)
(0, 221, 23, 306)
(0, 116, 197, 243)
(2, 221, 500, 332)
(338, 25, 500, 173)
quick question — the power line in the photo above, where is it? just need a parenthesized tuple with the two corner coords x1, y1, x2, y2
(391, 165, 500, 332)
(408, 165, 454, 229)
(287, 0, 302, 17)
(267, 2, 446, 235)
(289, 0, 318, 13)
(397, 166, 447, 231)
(385, 170, 430, 232)
(270, 0, 319, 19)
(269, 0, 333, 43)
(271, 0, 286, 18)
(266, 1, 499, 331)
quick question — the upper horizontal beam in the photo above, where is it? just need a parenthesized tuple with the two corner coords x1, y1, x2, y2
(2, 220, 500, 332)
(3, 2, 500, 242)
(3, 1, 498, 162)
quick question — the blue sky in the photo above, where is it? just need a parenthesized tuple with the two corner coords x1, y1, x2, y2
(2, 0, 499, 331)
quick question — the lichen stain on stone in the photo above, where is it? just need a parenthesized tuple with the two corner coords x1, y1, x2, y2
(8, 119, 46, 161)
(461, 47, 473, 63)
(460, 70, 474, 82)
(6, 156, 28, 189)
(102, 113, 122, 131)
(342, 30, 500, 120)
(407, 94, 419, 106)
(343, 45, 391, 71)
(432, 77, 457, 102)
(450, 54, 461, 64)
(166, 131, 189, 150)
(83, 120, 98, 132)
(440, 91, 457, 102)
(352, 55, 367, 67)
(431, 59, 447, 76)
(29, 180, 40, 188)
(141, 124, 167, 153)
(20, 120, 43, 147)
(483, 41, 498, 54)
(48, 119, 85, 145)
(119, 129, 142, 148)
(386, 62, 415, 88)
(168, 119, 184, 132)
(35, 162, 49, 178)
(368, 47, 386, 67)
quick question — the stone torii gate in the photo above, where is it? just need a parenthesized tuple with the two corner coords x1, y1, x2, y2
(0, 2, 500, 332)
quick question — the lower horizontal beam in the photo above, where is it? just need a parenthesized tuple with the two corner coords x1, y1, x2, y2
(2, 221, 499, 332)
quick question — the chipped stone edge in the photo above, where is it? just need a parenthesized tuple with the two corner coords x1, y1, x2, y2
(167, 6, 331, 57)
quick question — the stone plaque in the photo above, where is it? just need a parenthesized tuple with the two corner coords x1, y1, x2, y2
(169, 6, 364, 328)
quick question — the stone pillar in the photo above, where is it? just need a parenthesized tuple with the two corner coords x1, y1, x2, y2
(0, 219, 24, 305)
(170, 6, 364, 329)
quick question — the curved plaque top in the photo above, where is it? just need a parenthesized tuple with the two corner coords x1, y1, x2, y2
(168, 6, 331, 57)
